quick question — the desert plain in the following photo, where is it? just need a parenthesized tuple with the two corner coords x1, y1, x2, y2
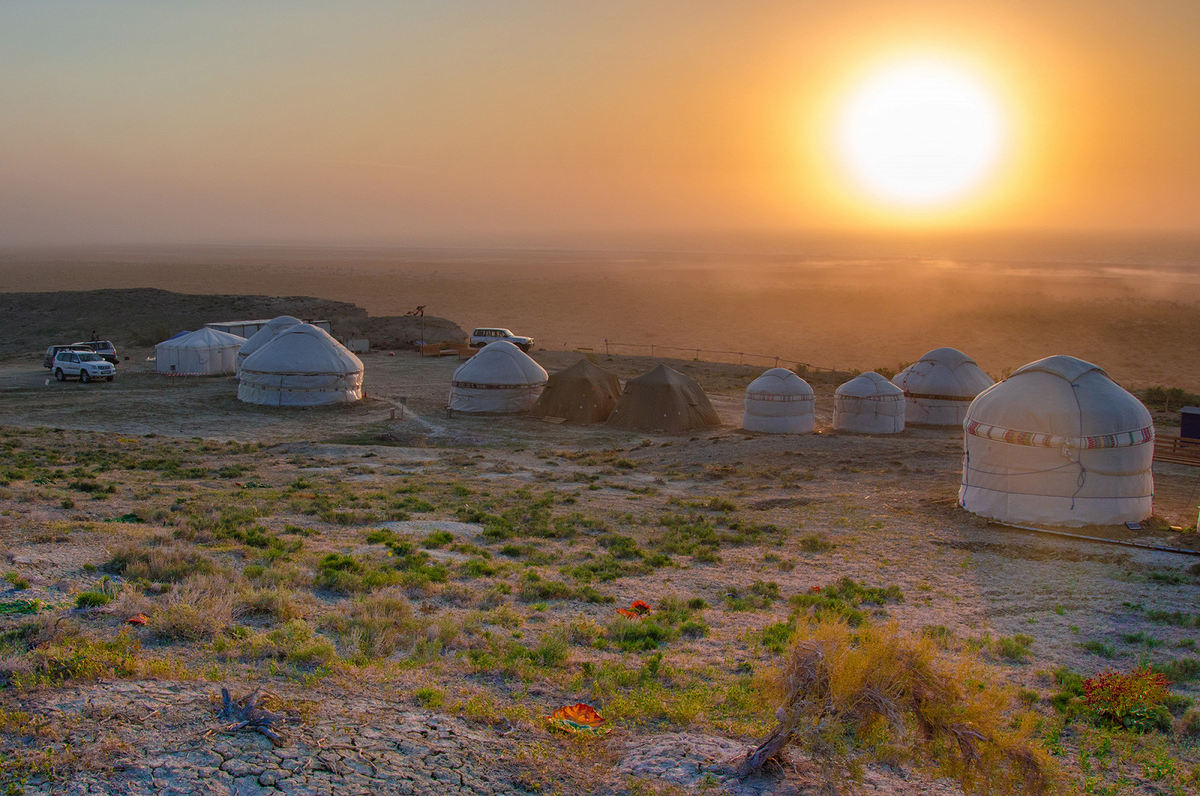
(0, 249, 1198, 795)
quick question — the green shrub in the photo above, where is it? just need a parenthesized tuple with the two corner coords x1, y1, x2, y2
(1081, 639, 1116, 659)
(107, 544, 217, 583)
(789, 577, 903, 627)
(519, 575, 574, 602)
(1081, 667, 1172, 732)
(993, 634, 1034, 662)
(1151, 657, 1200, 684)
(605, 616, 678, 652)
(75, 591, 111, 608)
(414, 687, 444, 708)
(423, 531, 454, 548)
(797, 534, 835, 553)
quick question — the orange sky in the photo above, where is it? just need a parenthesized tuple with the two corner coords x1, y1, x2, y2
(0, 1, 1198, 246)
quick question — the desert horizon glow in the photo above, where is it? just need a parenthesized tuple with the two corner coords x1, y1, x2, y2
(835, 57, 1007, 210)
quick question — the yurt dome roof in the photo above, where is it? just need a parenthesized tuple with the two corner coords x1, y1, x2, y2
(453, 341, 547, 387)
(837, 372, 904, 399)
(158, 327, 246, 350)
(967, 355, 1151, 441)
(238, 316, 302, 359)
(894, 347, 993, 398)
(746, 368, 813, 398)
(241, 324, 362, 375)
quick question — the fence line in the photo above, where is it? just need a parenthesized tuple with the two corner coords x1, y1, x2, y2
(572, 338, 850, 376)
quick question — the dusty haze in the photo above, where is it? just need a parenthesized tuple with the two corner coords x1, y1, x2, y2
(3, 242, 1199, 392)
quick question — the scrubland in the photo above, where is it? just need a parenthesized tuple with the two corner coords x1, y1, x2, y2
(1, 374, 1199, 795)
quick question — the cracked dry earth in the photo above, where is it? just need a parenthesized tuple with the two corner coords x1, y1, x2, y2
(18, 681, 531, 796)
(15, 681, 822, 796)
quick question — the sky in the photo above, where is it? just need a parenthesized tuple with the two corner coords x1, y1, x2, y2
(1, 1, 1198, 246)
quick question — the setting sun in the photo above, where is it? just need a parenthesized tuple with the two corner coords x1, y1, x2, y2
(835, 57, 1007, 210)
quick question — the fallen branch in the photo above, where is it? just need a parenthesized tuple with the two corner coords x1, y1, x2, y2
(217, 687, 290, 746)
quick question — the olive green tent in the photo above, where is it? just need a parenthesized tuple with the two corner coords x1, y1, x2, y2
(606, 364, 721, 432)
(530, 359, 622, 423)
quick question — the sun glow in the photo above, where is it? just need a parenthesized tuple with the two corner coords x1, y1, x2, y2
(836, 57, 1007, 210)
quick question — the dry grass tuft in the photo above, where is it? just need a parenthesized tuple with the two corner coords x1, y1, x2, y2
(150, 574, 234, 641)
(741, 618, 1057, 795)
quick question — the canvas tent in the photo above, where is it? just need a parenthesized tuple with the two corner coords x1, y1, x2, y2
(960, 355, 1154, 526)
(742, 368, 814, 434)
(893, 347, 993, 427)
(833, 372, 905, 434)
(237, 324, 364, 407)
(448, 341, 548, 413)
(606, 364, 720, 432)
(155, 327, 246, 375)
(530, 359, 621, 423)
(235, 315, 301, 374)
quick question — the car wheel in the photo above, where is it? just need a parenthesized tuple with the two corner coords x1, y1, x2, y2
(54, 368, 65, 382)
(80, 369, 91, 383)
(106, 375, 114, 382)
(519, 344, 530, 352)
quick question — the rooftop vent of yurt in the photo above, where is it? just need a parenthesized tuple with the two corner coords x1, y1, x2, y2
(237, 324, 364, 407)
(236, 315, 302, 376)
(742, 368, 814, 434)
(606, 364, 720, 433)
(833, 372, 905, 434)
(530, 359, 621, 423)
(893, 347, 993, 427)
(448, 340, 548, 413)
(155, 327, 247, 375)
(960, 355, 1154, 526)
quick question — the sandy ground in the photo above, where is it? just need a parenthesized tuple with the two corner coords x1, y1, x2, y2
(1, 348, 1199, 794)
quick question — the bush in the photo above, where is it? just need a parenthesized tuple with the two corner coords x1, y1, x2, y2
(993, 634, 1035, 662)
(1081, 667, 1172, 732)
(74, 591, 112, 608)
(742, 617, 1057, 794)
(789, 577, 903, 627)
(150, 574, 233, 641)
(605, 616, 678, 652)
(106, 544, 216, 583)
(21, 630, 140, 687)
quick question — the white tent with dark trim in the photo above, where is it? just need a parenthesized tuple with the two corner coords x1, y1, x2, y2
(742, 368, 814, 434)
(154, 327, 246, 375)
(893, 347, 993, 427)
(237, 324, 363, 406)
(236, 316, 301, 375)
(960, 355, 1154, 526)
(449, 341, 547, 413)
(833, 372, 905, 433)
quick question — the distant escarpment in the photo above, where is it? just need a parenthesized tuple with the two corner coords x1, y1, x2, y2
(0, 288, 464, 357)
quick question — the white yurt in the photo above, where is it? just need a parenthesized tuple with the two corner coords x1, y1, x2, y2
(155, 327, 246, 375)
(833, 372, 905, 433)
(449, 341, 548, 413)
(742, 368, 814, 434)
(893, 347, 994, 427)
(235, 316, 301, 375)
(960, 355, 1154, 527)
(237, 324, 363, 407)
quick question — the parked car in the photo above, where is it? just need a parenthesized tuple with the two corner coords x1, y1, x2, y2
(52, 350, 115, 383)
(72, 340, 118, 364)
(43, 344, 93, 369)
(469, 327, 534, 351)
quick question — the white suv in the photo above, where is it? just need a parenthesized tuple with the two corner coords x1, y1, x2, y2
(469, 328, 534, 351)
(53, 350, 116, 383)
